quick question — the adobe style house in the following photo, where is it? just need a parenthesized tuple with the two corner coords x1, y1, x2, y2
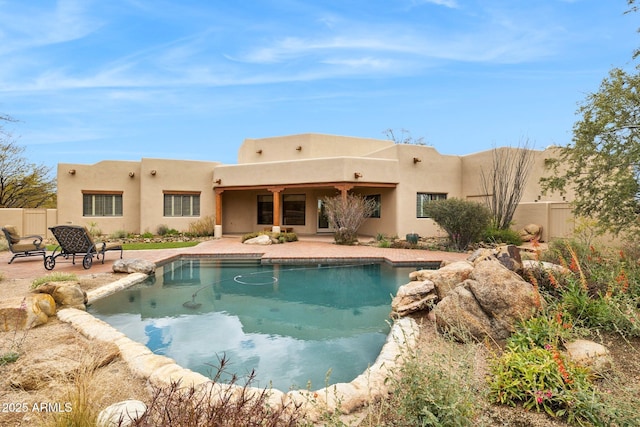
(55, 133, 571, 240)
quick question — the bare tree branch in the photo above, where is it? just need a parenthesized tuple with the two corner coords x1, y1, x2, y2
(480, 140, 535, 230)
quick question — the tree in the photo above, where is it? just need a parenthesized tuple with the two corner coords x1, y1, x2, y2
(322, 193, 377, 245)
(383, 128, 426, 145)
(0, 116, 56, 208)
(480, 141, 535, 230)
(422, 198, 491, 251)
(541, 68, 640, 236)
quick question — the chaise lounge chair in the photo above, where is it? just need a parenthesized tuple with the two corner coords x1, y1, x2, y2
(44, 225, 123, 270)
(2, 225, 47, 264)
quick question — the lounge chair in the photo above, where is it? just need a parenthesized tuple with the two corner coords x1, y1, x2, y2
(44, 225, 123, 270)
(2, 225, 46, 264)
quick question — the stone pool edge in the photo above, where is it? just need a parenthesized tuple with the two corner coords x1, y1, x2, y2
(57, 272, 420, 418)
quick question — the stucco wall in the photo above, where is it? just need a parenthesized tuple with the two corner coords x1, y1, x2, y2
(57, 161, 141, 234)
(138, 158, 219, 235)
(57, 158, 218, 235)
(238, 134, 394, 164)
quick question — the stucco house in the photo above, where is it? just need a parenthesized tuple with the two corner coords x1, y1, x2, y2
(55, 133, 571, 240)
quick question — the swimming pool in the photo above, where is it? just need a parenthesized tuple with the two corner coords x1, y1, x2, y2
(88, 258, 419, 391)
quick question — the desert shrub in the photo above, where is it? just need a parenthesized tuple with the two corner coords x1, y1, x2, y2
(422, 198, 491, 251)
(322, 194, 377, 245)
(141, 231, 154, 238)
(188, 215, 216, 237)
(377, 334, 480, 426)
(482, 226, 523, 245)
(277, 232, 298, 243)
(488, 344, 604, 425)
(532, 239, 640, 337)
(157, 224, 179, 236)
(110, 229, 128, 239)
(86, 221, 101, 238)
(377, 239, 391, 248)
(242, 231, 266, 242)
(134, 356, 304, 426)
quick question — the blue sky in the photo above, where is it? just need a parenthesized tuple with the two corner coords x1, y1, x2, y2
(0, 0, 637, 173)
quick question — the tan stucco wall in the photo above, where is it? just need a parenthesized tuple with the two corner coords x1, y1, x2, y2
(214, 157, 399, 188)
(54, 134, 572, 239)
(238, 133, 394, 164)
(460, 146, 571, 203)
(57, 159, 219, 236)
(57, 161, 141, 234)
(0, 209, 27, 235)
(138, 158, 219, 235)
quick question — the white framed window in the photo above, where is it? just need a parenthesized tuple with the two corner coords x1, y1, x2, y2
(416, 193, 447, 218)
(164, 192, 200, 217)
(82, 192, 123, 217)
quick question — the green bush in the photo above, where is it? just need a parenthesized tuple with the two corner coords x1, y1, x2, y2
(241, 231, 298, 244)
(482, 226, 523, 245)
(157, 224, 179, 236)
(422, 198, 491, 251)
(241, 231, 265, 242)
(488, 345, 602, 424)
(141, 231, 154, 238)
(382, 338, 479, 426)
(377, 239, 391, 248)
(110, 229, 128, 239)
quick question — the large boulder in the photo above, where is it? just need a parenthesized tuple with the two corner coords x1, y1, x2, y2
(520, 223, 543, 242)
(97, 399, 147, 427)
(33, 281, 88, 310)
(243, 234, 272, 245)
(433, 260, 541, 342)
(113, 259, 156, 275)
(391, 280, 438, 317)
(408, 260, 474, 299)
(468, 245, 522, 272)
(0, 294, 57, 331)
(564, 339, 612, 375)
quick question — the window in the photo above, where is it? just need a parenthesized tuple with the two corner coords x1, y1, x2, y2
(257, 195, 274, 224)
(416, 193, 447, 218)
(283, 194, 305, 225)
(83, 192, 123, 217)
(366, 194, 381, 218)
(164, 192, 200, 217)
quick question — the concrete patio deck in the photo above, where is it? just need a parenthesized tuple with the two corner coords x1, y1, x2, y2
(0, 235, 469, 281)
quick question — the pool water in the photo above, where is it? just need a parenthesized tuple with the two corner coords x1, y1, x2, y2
(88, 258, 419, 391)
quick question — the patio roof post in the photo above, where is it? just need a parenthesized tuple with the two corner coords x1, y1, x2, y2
(214, 188, 224, 238)
(268, 186, 285, 233)
(334, 184, 354, 202)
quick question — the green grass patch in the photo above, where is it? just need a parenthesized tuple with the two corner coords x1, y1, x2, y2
(32, 272, 78, 288)
(121, 241, 200, 250)
(46, 241, 200, 252)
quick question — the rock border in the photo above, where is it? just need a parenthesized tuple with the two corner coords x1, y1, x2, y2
(58, 273, 419, 418)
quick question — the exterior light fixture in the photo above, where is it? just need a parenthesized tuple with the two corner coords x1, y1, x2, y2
(129, 172, 135, 178)
(256, 149, 263, 154)
(296, 146, 302, 151)
(354, 172, 362, 179)
(215, 179, 222, 185)
(413, 157, 422, 164)
(150, 170, 157, 176)
(68, 169, 76, 175)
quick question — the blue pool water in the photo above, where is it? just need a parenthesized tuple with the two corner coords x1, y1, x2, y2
(88, 258, 421, 391)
